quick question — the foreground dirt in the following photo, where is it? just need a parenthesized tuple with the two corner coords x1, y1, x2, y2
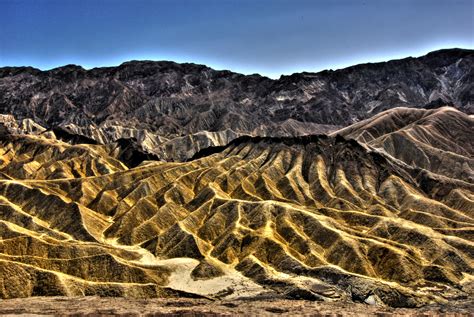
(0, 297, 473, 316)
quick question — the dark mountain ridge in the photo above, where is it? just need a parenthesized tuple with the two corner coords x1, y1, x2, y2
(0, 48, 472, 161)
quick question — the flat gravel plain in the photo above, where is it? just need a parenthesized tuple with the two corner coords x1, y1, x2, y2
(0, 297, 473, 316)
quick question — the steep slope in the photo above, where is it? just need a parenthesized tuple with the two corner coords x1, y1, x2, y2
(333, 106, 473, 183)
(0, 48, 472, 161)
(0, 128, 472, 307)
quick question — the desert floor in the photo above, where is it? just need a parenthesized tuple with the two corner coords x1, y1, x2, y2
(0, 296, 473, 316)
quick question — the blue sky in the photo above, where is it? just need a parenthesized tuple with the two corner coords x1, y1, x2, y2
(1, 0, 473, 78)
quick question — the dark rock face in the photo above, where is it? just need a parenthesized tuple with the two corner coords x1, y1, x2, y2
(0, 49, 472, 161)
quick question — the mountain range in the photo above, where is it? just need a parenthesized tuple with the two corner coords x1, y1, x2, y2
(0, 49, 472, 311)
(0, 48, 472, 161)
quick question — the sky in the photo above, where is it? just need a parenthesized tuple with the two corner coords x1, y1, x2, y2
(1, 0, 473, 78)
